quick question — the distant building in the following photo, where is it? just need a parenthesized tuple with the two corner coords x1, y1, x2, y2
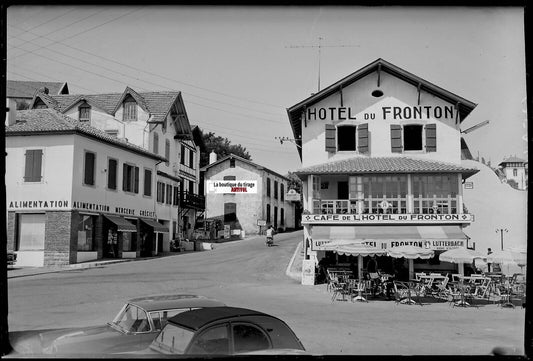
(6, 109, 166, 267)
(201, 153, 296, 238)
(7, 80, 69, 110)
(498, 156, 528, 190)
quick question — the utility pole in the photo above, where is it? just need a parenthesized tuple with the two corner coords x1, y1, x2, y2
(286, 37, 359, 92)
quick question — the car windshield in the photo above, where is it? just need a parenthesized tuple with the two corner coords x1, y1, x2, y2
(149, 324, 194, 355)
(111, 304, 150, 334)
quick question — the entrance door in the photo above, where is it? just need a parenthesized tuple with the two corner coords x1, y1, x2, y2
(338, 181, 349, 199)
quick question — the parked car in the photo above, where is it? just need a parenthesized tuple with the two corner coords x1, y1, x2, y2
(9, 294, 226, 356)
(134, 306, 307, 355)
(7, 250, 16, 267)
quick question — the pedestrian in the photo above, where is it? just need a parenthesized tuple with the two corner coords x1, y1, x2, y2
(265, 225, 275, 246)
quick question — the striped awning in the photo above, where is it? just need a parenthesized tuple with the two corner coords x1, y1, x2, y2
(140, 218, 167, 233)
(104, 215, 137, 232)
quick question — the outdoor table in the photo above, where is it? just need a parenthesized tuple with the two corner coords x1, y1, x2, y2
(454, 276, 478, 308)
(419, 274, 447, 288)
(351, 279, 368, 303)
(396, 280, 423, 306)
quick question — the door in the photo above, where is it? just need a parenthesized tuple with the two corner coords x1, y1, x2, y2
(338, 181, 349, 199)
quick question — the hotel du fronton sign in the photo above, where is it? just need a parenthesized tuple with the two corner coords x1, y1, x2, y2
(302, 213, 474, 225)
(305, 104, 455, 121)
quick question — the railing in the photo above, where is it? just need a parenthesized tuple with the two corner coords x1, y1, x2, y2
(312, 195, 461, 215)
(180, 191, 205, 210)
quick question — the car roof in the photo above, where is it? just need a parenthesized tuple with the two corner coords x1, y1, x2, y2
(127, 294, 225, 312)
(167, 307, 274, 331)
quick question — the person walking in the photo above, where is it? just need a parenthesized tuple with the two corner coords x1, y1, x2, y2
(265, 225, 275, 247)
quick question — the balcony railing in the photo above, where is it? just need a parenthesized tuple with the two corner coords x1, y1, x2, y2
(180, 191, 205, 210)
(312, 195, 460, 215)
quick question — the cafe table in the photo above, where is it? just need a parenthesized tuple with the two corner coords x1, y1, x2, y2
(395, 280, 423, 306)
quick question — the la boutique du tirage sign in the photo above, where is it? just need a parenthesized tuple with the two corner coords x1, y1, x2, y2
(207, 180, 258, 194)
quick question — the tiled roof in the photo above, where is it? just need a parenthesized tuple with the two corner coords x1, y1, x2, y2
(6, 109, 166, 162)
(202, 153, 290, 181)
(499, 156, 527, 165)
(7, 80, 67, 98)
(43, 91, 180, 123)
(294, 156, 479, 177)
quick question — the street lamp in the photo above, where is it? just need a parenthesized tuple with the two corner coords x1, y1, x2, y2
(495, 228, 508, 251)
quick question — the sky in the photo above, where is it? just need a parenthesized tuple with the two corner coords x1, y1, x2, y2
(6, 5, 527, 176)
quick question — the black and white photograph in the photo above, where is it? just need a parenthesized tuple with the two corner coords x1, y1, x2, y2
(1, 4, 529, 357)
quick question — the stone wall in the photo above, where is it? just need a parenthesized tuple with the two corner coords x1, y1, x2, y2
(44, 211, 73, 266)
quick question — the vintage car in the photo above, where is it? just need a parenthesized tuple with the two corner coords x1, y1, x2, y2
(137, 306, 307, 355)
(7, 250, 17, 267)
(9, 294, 226, 356)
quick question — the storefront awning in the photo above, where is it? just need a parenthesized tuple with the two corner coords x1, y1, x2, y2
(140, 218, 167, 233)
(311, 225, 467, 251)
(104, 215, 137, 232)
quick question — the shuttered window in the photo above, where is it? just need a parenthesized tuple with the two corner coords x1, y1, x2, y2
(24, 149, 43, 182)
(144, 169, 152, 196)
(123, 164, 139, 193)
(153, 132, 159, 154)
(404, 125, 423, 151)
(84, 152, 96, 186)
(357, 123, 369, 153)
(267, 178, 271, 197)
(123, 97, 137, 121)
(325, 124, 336, 152)
(166, 184, 172, 204)
(425, 123, 437, 152)
(108, 158, 118, 190)
(165, 139, 170, 166)
(390, 125, 403, 153)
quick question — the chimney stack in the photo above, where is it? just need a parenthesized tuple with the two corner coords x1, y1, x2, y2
(6, 98, 17, 126)
(209, 151, 217, 164)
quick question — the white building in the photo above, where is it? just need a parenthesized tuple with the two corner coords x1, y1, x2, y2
(498, 156, 528, 190)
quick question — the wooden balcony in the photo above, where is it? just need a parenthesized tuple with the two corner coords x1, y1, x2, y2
(180, 191, 205, 210)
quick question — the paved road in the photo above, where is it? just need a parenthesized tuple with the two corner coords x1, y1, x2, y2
(7, 230, 526, 355)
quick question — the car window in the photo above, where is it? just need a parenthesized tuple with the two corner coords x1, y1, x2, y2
(113, 304, 150, 333)
(232, 323, 271, 353)
(150, 323, 194, 355)
(188, 324, 229, 355)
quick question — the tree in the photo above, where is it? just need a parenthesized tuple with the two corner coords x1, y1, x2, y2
(199, 129, 251, 168)
(286, 171, 303, 194)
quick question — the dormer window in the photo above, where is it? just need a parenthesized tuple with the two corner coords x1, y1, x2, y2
(123, 95, 137, 121)
(33, 99, 47, 109)
(78, 102, 91, 122)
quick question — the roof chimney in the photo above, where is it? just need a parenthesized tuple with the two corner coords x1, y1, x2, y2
(38, 86, 49, 94)
(209, 151, 217, 164)
(5, 98, 17, 126)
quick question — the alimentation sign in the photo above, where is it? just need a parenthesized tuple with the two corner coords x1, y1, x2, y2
(207, 180, 258, 194)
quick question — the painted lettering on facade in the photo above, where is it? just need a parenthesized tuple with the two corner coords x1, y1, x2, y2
(8, 200, 69, 209)
(207, 180, 258, 194)
(382, 105, 455, 120)
(306, 107, 358, 121)
(302, 213, 473, 224)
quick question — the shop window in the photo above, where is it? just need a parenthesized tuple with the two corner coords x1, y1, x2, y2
(77, 215, 95, 251)
(337, 125, 356, 151)
(16, 213, 46, 251)
(122, 231, 136, 252)
(403, 125, 423, 151)
(78, 102, 91, 122)
(123, 96, 137, 121)
(24, 149, 43, 182)
(144, 169, 152, 197)
(224, 202, 237, 222)
(84, 151, 96, 186)
(274, 181, 279, 199)
(108, 158, 118, 190)
(153, 132, 159, 155)
(266, 178, 271, 197)
(165, 139, 170, 166)
(266, 204, 271, 223)
(123, 163, 139, 193)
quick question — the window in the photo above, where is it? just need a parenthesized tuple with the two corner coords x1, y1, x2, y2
(84, 151, 96, 186)
(280, 183, 285, 202)
(513, 169, 518, 176)
(33, 99, 47, 109)
(77, 215, 95, 251)
(232, 324, 270, 353)
(274, 180, 278, 199)
(78, 102, 91, 122)
(280, 208, 285, 226)
(188, 325, 229, 355)
(24, 149, 43, 182)
(153, 132, 159, 154)
(230, 158, 235, 168)
(403, 124, 423, 151)
(105, 129, 118, 137)
(123, 164, 139, 193)
(108, 158, 118, 190)
(157, 182, 165, 203)
(173, 186, 180, 206)
(337, 125, 357, 151)
(189, 149, 194, 168)
(224, 175, 236, 181)
(123, 96, 137, 121)
(166, 184, 172, 204)
(224, 203, 237, 222)
(266, 204, 271, 223)
(16, 213, 45, 251)
(144, 169, 152, 196)
(162, 116, 167, 133)
(189, 180, 194, 194)
(274, 206, 278, 228)
(267, 178, 271, 197)
(180, 144, 186, 165)
(165, 139, 170, 166)
(122, 230, 136, 252)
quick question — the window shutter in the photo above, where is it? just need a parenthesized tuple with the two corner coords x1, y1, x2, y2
(134, 167, 139, 193)
(390, 124, 403, 153)
(24, 149, 42, 182)
(108, 159, 117, 189)
(425, 123, 437, 152)
(357, 123, 369, 153)
(153, 133, 159, 154)
(123, 163, 128, 191)
(24, 150, 34, 181)
(325, 124, 336, 152)
(84, 153, 95, 185)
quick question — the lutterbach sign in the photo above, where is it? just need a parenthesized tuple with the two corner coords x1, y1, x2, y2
(207, 180, 258, 194)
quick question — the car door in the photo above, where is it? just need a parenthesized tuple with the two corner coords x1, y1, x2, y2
(231, 322, 272, 354)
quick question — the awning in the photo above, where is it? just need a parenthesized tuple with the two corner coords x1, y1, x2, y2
(104, 215, 137, 232)
(310, 225, 467, 250)
(140, 218, 167, 233)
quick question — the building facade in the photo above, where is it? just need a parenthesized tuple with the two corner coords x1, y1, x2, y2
(498, 156, 528, 190)
(6, 109, 167, 267)
(27, 86, 205, 254)
(286, 58, 480, 285)
(201, 153, 296, 237)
